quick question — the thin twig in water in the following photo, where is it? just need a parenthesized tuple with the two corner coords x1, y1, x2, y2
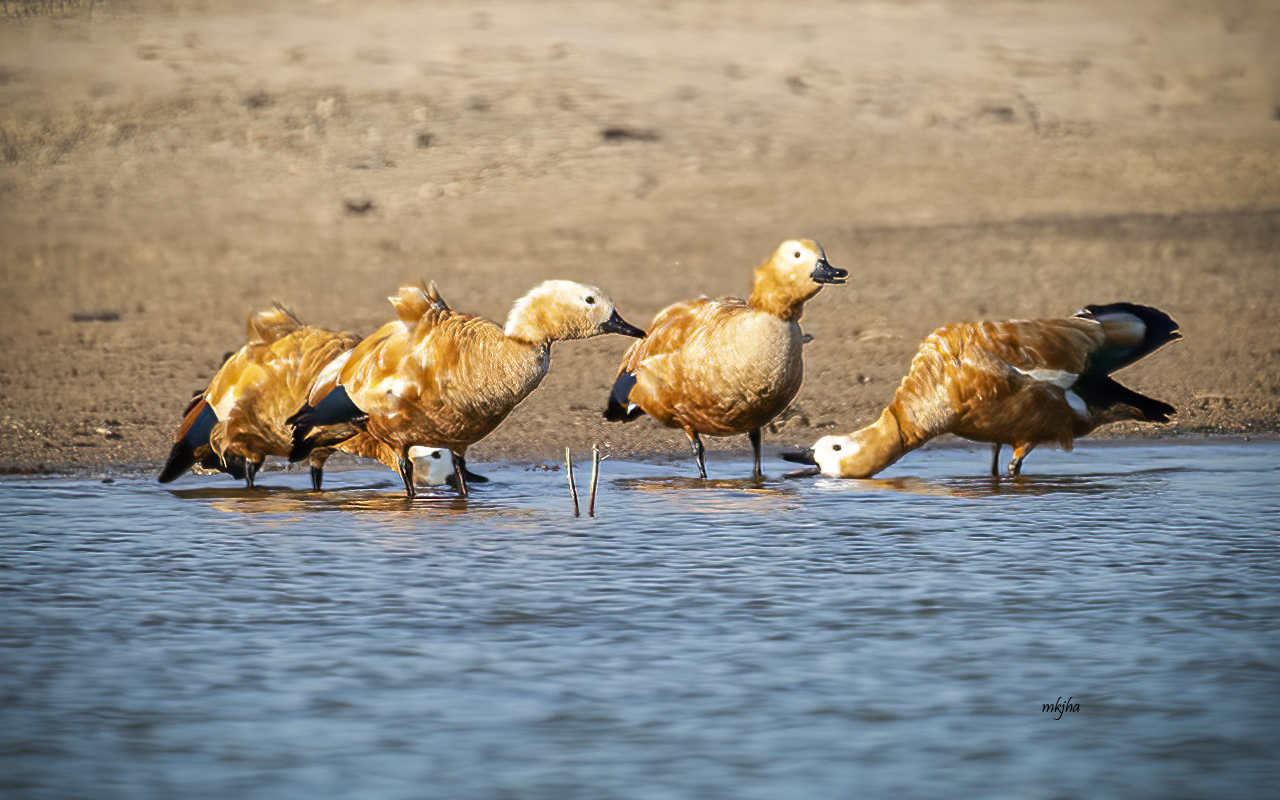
(588, 443, 601, 517)
(565, 447, 580, 517)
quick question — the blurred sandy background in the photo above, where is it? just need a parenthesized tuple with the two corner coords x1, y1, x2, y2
(1, 0, 1277, 474)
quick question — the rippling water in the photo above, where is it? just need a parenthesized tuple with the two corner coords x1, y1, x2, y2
(2, 441, 1278, 798)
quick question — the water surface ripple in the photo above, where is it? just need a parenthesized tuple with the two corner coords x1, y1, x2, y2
(2, 442, 1278, 798)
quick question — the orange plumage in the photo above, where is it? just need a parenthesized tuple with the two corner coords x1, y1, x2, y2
(289, 279, 644, 497)
(158, 306, 361, 489)
(604, 239, 846, 479)
(788, 303, 1181, 478)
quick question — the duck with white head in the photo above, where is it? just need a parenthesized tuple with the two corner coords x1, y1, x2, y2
(783, 303, 1181, 479)
(288, 279, 645, 498)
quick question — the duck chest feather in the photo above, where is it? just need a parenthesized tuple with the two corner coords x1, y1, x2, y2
(656, 311, 804, 430)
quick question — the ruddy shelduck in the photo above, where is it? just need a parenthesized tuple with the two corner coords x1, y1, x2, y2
(159, 306, 361, 489)
(603, 239, 847, 479)
(288, 280, 645, 498)
(782, 303, 1181, 479)
(338, 435, 488, 489)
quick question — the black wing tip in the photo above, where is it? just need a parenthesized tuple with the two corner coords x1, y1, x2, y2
(603, 400, 644, 422)
(603, 371, 643, 422)
(158, 442, 195, 483)
(1077, 302, 1180, 338)
(159, 445, 248, 482)
(289, 425, 316, 462)
(1147, 400, 1177, 423)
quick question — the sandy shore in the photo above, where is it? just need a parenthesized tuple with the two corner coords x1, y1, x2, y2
(1, 0, 1277, 475)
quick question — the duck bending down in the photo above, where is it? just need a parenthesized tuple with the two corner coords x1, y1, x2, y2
(407, 446, 487, 489)
(288, 280, 645, 498)
(338, 434, 489, 489)
(782, 303, 1181, 479)
(158, 306, 361, 489)
(603, 239, 846, 479)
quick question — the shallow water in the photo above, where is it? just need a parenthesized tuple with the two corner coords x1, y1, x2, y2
(2, 441, 1278, 799)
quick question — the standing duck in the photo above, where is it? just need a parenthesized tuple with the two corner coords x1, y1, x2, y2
(783, 303, 1181, 478)
(603, 239, 846, 479)
(158, 306, 361, 489)
(288, 280, 645, 498)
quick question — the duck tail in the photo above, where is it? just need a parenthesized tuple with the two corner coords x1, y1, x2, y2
(287, 385, 366, 461)
(1077, 374, 1176, 423)
(1075, 302, 1181, 374)
(158, 397, 217, 482)
(603, 370, 644, 422)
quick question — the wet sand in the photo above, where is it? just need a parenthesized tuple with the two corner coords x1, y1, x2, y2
(1, 0, 1277, 474)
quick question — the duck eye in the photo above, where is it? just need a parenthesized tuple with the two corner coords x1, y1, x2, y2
(585, 295, 596, 305)
(832, 444, 842, 452)
(431, 451, 442, 460)
(793, 251, 801, 259)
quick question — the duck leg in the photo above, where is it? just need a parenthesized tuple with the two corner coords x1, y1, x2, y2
(748, 428, 763, 481)
(397, 449, 417, 499)
(452, 451, 470, 498)
(684, 429, 707, 479)
(1007, 443, 1034, 477)
(310, 465, 324, 492)
(990, 444, 1001, 477)
(245, 458, 264, 489)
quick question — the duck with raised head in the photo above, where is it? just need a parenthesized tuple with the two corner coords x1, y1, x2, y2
(288, 280, 645, 498)
(158, 306, 362, 489)
(603, 239, 846, 479)
(782, 303, 1181, 479)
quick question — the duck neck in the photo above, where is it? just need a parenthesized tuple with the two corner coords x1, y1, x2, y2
(851, 407, 909, 476)
(503, 301, 557, 349)
(503, 330, 553, 364)
(747, 266, 814, 321)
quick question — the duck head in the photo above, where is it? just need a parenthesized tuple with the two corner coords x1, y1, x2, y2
(504, 280, 646, 345)
(782, 432, 880, 478)
(408, 446, 455, 487)
(408, 446, 490, 489)
(781, 411, 905, 479)
(749, 239, 847, 320)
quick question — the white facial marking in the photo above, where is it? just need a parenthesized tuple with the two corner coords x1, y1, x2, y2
(408, 446, 455, 486)
(504, 279, 613, 338)
(812, 434, 855, 477)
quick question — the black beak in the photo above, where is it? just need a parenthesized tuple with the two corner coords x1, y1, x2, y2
(810, 257, 847, 285)
(780, 448, 817, 465)
(601, 309, 647, 338)
(784, 466, 822, 479)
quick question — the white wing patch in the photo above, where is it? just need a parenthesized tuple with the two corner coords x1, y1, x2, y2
(1065, 390, 1089, 418)
(314, 350, 352, 392)
(1014, 366, 1078, 388)
(209, 387, 239, 422)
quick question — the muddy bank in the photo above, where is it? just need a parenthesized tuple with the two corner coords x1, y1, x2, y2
(1, 0, 1277, 475)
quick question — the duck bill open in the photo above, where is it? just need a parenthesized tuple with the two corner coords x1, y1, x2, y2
(780, 447, 821, 477)
(600, 309, 647, 338)
(810, 258, 847, 285)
